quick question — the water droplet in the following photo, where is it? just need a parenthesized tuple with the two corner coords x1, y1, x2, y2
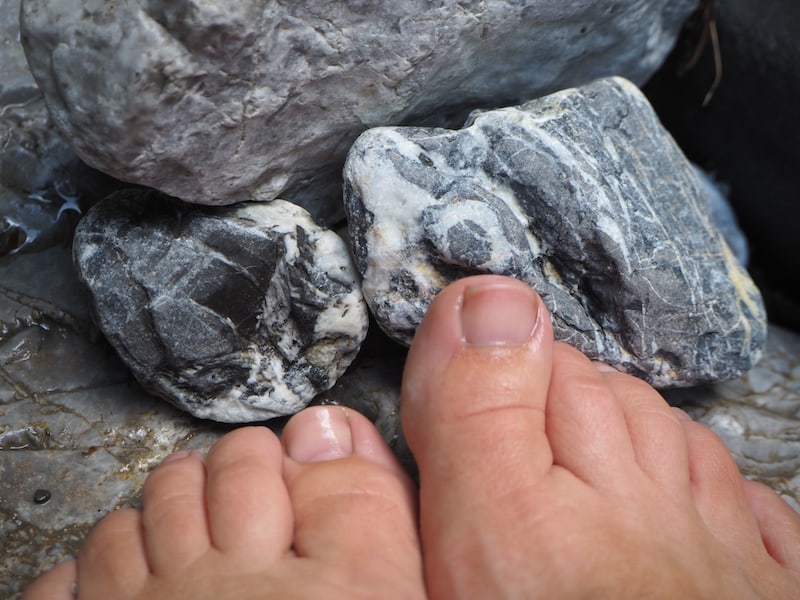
(33, 489, 51, 505)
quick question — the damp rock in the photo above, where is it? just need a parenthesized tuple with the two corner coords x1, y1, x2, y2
(73, 190, 369, 422)
(20, 0, 695, 222)
(343, 76, 767, 387)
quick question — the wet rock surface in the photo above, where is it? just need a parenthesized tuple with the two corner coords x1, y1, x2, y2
(344, 77, 766, 388)
(20, 0, 695, 221)
(1, 0, 119, 259)
(73, 191, 369, 422)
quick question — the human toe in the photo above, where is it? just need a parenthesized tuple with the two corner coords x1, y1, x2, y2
(282, 406, 424, 595)
(596, 367, 692, 493)
(742, 478, 800, 572)
(21, 559, 77, 600)
(76, 508, 149, 598)
(203, 426, 293, 562)
(140, 449, 209, 573)
(400, 275, 559, 596)
(402, 275, 555, 488)
(682, 419, 770, 558)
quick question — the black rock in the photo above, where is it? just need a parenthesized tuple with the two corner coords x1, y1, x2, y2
(73, 190, 368, 422)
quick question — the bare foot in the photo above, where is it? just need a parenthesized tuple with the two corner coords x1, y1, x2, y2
(22, 408, 424, 599)
(401, 275, 800, 599)
(23, 274, 800, 599)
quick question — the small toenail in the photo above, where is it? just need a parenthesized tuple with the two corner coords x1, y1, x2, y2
(461, 282, 540, 346)
(160, 449, 196, 465)
(286, 406, 354, 463)
(671, 407, 693, 421)
(593, 361, 619, 373)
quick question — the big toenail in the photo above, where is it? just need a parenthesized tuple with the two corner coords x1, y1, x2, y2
(286, 406, 354, 463)
(461, 282, 540, 346)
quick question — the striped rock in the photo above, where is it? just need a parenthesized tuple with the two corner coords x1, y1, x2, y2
(343, 77, 767, 387)
(73, 190, 368, 422)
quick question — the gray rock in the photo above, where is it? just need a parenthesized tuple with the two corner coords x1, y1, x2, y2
(0, 18, 83, 257)
(665, 323, 800, 513)
(20, 0, 696, 222)
(73, 190, 369, 422)
(692, 166, 749, 266)
(1, 1, 126, 258)
(343, 76, 767, 388)
(646, 1, 800, 333)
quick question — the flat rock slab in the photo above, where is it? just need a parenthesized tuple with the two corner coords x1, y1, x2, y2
(73, 191, 368, 422)
(344, 77, 767, 387)
(20, 0, 695, 221)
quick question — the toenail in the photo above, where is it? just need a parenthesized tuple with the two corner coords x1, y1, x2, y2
(593, 361, 618, 373)
(671, 407, 693, 421)
(461, 282, 540, 346)
(286, 406, 354, 463)
(160, 449, 197, 465)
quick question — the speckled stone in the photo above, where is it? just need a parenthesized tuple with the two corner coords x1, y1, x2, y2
(344, 77, 767, 388)
(20, 0, 696, 222)
(73, 190, 369, 422)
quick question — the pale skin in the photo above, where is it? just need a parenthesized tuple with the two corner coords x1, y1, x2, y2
(23, 275, 800, 599)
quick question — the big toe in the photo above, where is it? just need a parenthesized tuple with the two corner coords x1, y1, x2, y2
(400, 275, 556, 597)
(282, 406, 424, 598)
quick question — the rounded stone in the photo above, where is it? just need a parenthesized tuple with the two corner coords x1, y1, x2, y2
(73, 190, 369, 422)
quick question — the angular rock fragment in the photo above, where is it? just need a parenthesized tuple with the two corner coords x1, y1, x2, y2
(20, 0, 696, 221)
(344, 77, 767, 387)
(73, 190, 368, 422)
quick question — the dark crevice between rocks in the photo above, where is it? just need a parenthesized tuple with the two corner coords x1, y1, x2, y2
(644, 0, 800, 334)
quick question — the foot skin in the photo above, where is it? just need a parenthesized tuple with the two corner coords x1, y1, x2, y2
(401, 275, 800, 599)
(23, 275, 800, 599)
(22, 409, 425, 600)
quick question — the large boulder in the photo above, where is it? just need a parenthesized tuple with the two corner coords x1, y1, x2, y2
(21, 0, 696, 222)
(343, 77, 766, 387)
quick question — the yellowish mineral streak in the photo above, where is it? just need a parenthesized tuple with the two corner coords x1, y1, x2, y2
(722, 241, 764, 358)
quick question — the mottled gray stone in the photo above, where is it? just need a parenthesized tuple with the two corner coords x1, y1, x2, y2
(73, 190, 369, 422)
(646, 0, 800, 333)
(20, 0, 695, 221)
(693, 165, 749, 266)
(344, 76, 766, 387)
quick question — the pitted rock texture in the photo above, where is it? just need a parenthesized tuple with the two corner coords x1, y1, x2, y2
(344, 77, 767, 388)
(73, 190, 368, 422)
(20, 0, 695, 222)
